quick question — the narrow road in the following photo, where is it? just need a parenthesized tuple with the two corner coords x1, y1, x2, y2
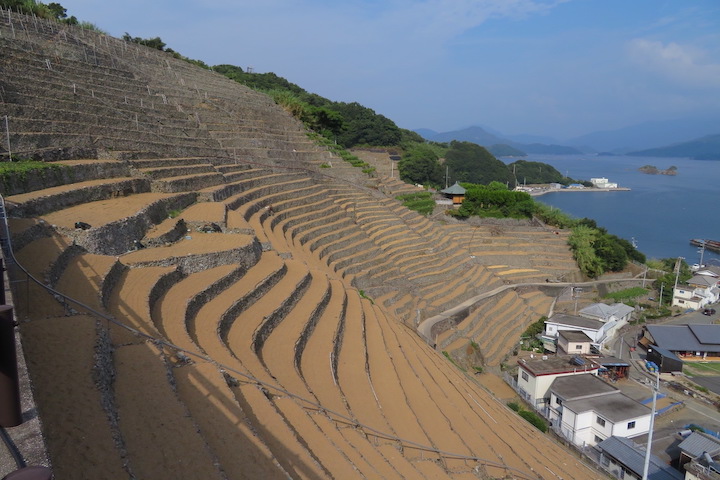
(416, 277, 647, 345)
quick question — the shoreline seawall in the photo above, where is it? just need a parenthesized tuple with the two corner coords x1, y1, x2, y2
(529, 187, 631, 197)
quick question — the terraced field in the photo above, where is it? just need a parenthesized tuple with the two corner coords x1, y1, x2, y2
(0, 9, 594, 480)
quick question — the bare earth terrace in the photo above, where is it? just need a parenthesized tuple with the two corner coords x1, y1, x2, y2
(0, 9, 593, 480)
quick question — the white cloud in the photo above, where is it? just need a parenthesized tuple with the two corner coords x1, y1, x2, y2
(627, 38, 720, 88)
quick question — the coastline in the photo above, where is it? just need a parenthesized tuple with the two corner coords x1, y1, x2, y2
(528, 186, 631, 197)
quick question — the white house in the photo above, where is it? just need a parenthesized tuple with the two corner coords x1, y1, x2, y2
(516, 355, 599, 412)
(672, 274, 720, 310)
(548, 374, 651, 447)
(544, 303, 632, 351)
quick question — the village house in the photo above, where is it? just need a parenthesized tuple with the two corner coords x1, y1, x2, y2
(596, 436, 683, 480)
(579, 302, 634, 325)
(544, 303, 632, 352)
(557, 330, 593, 355)
(644, 325, 720, 361)
(544, 314, 605, 344)
(547, 374, 651, 447)
(515, 355, 599, 412)
(672, 274, 720, 310)
(678, 431, 720, 479)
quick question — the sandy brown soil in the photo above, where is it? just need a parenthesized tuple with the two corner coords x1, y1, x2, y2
(8, 165, 596, 479)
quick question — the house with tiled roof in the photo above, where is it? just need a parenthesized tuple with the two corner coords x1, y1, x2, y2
(645, 324, 720, 360)
(440, 182, 466, 206)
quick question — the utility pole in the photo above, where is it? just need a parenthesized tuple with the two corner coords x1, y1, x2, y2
(642, 371, 660, 480)
(673, 256, 684, 292)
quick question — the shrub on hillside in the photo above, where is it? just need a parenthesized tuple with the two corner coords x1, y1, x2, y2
(519, 410, 548, 433)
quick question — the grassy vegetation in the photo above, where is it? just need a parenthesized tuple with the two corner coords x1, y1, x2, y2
(684, 362, 720, 376)
(396, 191, 435, 216)
(442, 351, 466, 372)
(305, 132, 375, 172)
(0, 159, 66, 191)
(604, 287, 649, 302)
(506, 401, 548, 432)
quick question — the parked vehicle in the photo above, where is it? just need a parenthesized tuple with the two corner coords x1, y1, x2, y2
(702, 308, 716, 316)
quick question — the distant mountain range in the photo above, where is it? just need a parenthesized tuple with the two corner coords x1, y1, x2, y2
(627, 133, 720, 160)
(416, 117, 720, 160)
(415, 126, 582, 156)
(564, 116, 720, 153)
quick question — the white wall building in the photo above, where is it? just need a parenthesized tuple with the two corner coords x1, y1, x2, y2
(545, 303, 633, 351)
(548, 375, 651, 447)
(590, 177, 618, 189)
(672, 274, 720, 310)
(516, 355, 599, 412)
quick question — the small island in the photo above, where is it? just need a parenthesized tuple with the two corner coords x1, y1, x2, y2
(638, 165, 677, 175)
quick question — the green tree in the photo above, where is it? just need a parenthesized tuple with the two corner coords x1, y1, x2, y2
(123, 33, 166, 51)
(46, 2, 66, 19)
(456, 184, 534, 219)
(444, 141, 514, 185)
(594, 233, 628, 272)
(568, 225, 604, 278)
(398, 144, 443, 186)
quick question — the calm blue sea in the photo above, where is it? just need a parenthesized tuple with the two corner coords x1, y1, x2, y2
(511, 154, 720, 265)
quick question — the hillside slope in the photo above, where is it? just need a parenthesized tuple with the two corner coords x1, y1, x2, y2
(0, 9, 591, 480)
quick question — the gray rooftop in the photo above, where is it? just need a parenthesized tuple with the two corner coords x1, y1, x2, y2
(647, 325, 720, 353)
(678, 432, 720, 458)
(563, 391, 650, 423)
(550, 373, 618, 400)
(547, 314, 604, 331)
(579, 302, 633, 321)
(598, 436, 683, 480)
(687, 275, 718, 288)
(558, 330, 593, 343)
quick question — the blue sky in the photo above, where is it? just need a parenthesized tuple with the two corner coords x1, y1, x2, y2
(58, 0, 720, 139)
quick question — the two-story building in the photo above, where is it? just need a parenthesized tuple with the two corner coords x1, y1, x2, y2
(544, 314, 605, 343)
(548, 374, 651, 447)
(515, 355, 599, 412)
(544, 303, 633, 352)
(672, 274, 720, 310)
